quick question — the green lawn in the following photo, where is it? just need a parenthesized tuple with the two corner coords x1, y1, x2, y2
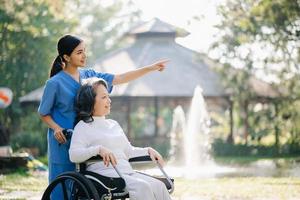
(1, 171, 300, 200)
(0, 171, 47, 200)
(174, 177, 300, 199)
(214, 155, 300, 165)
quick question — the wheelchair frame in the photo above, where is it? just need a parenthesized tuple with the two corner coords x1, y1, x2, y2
(41, 155, 174, 200)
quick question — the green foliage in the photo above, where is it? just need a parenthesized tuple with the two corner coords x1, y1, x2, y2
(247, 103, 276, 142)
(0, 0, 75, 133)
(10, 108, 47, 155)
(74, 0, 141, 63)
(211, 0, 300, 145)
(130, 106, 155, 138)
(212, 138, 300, 157)
(11, 131, 47, 156)
(213, 0, 300, 93)
(37, 155, 48, 165)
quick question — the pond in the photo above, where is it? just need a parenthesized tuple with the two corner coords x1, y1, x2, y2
(142, 157, 300, 179)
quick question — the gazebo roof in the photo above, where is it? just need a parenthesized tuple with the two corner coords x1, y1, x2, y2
(126, 18, 189, 37)
(92, 18, 226, 97)
(94, 42, 226, 97)
(249, 77, 279, 98)
(19, 87, 44, 104)
(19, 18, 279, 104)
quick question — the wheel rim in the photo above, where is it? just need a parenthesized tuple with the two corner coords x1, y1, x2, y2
(41, 175, 91, 200)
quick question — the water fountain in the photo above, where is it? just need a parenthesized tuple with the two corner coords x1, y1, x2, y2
(184, 86, 211, 167)
(167, 85, 235, 178)
(166, 85, 300, 179)
(168, 106, 186, 164)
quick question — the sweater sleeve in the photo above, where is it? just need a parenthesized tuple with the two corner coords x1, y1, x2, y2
(69, 122, 102, 163)
(114, 122, 149, 159)
(125, 143, 149, 159)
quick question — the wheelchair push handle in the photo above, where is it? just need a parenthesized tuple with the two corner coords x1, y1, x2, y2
(58, 129, 73, 146)
(62, 129, 73, 140)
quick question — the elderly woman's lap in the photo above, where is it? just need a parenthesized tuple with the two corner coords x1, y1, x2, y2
(123, 172, 171, 200)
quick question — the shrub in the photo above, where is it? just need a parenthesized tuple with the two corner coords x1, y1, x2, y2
(10, 131, 47, 156)
(211, 138, 300, 157)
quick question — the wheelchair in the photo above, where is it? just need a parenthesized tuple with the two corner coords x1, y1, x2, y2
(41, 154, 174, 200)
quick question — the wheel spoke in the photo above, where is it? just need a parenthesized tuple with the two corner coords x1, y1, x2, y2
(61, 180, 69, 200)
(41, 172, 101, 200)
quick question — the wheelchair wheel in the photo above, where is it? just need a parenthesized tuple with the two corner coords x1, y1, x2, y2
(41, 171, 100, 200)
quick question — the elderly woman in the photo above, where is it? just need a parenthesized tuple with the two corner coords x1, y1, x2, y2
(69, 78, 171, 200)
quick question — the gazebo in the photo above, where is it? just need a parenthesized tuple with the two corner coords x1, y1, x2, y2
(91, 18, 229, 140)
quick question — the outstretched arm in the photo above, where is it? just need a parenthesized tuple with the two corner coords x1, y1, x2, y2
(112, 59, 169, 85)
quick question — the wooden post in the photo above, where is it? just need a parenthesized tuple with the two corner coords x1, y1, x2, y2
(243, 100, 249, 144)
(274, 101, 280, 154)
(227, 98, 234, 143)
(154, 97, 159, 136)
(127, 97, 132, 140)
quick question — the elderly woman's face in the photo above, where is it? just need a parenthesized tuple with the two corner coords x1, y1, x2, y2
(93, 84, 111, 116)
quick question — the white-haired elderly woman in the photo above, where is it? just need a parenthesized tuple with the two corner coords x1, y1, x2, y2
(69, 78, 171, 200)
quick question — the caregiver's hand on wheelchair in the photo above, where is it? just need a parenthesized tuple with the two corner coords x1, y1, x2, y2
(53, 126, 66, 144)
(56, 128, 73, 145)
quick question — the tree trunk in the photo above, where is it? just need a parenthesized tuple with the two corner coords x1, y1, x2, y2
(154, 97, 159, 136)
(226, 99, 234, 143)
(126, 97, 132, 140)
(274, 102, 280, 155)
(243, 100, 249, 144)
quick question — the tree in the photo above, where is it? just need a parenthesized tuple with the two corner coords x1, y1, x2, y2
(0, 0, 78, 152)
(74, 0, 141, 64)
(211, 0, 300, 147)
(0, 0, 75, 133)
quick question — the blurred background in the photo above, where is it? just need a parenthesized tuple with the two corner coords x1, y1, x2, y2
(1, 0, 300, 199)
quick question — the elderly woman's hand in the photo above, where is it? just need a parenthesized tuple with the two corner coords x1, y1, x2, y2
(148, 147, 165, 166)
(99, 146, 117, 167)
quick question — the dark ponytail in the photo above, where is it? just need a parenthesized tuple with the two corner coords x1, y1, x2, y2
(50, 56, 64, 78)
(50, 35, 82, 78)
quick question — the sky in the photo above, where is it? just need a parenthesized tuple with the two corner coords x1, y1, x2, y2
(127, 0, 278, 82)
(130, 0, 223, 53)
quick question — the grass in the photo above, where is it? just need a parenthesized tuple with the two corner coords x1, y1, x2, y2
(1, 171, 300, 199)
(173, 177, 300, 200)
(0, 170, 47, 200)
(214, 155, 300, 165)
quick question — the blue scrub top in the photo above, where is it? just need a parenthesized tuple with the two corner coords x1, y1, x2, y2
(38, 69, 114, 164)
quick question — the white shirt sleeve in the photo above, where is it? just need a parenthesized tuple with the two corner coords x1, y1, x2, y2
(69, 121, 102, 163)
(125, 142, 149, 159)
(113, 122, 149, 159)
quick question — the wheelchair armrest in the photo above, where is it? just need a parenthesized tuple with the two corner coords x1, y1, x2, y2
(87, 155, 152, 163)
(129, 155, 152, 162)
(130, 155, 174, 194)
(82, 155, 174, 194)
(87, 155, 104, 162)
